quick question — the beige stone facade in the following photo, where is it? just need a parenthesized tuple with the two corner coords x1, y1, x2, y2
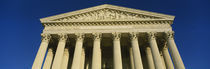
(32, 4, 185, 69)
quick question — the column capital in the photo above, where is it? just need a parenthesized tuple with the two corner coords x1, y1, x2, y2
(129, 32, 138, 40)
(93, 33, 102, 41)
(75, 33, 85, 41)
(145, 46, 151, 50)
(48, 48, 53, 52)
(41, 33, 51, 42)
(163, 43, 169, 49)
(58, 34, 68, 41)
(112, 32, 121, 40)
(147, 32, 156, 40)
(64, 48, 69, 55)
(165, 31, 174, 40)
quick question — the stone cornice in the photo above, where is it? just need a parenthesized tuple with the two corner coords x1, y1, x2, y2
(40, 4, 175, 22)
(41, 19, 173, 23)
(42, 20, 173, 27)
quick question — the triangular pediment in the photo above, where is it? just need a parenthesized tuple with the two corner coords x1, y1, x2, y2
(40, 4, 174, 22)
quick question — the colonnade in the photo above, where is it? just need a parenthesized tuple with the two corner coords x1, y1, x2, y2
(32, 32, 185, 69)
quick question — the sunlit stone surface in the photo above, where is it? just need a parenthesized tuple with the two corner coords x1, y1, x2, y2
(32, 4, 185, 69)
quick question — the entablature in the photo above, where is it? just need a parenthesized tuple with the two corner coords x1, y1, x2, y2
(42, 23, 172, 34)
(42, 20, 173, 27)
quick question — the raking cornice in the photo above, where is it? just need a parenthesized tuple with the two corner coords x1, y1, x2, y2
(40, 4, 175, 24)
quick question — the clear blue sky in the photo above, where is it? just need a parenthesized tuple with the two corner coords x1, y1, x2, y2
(0, 0, 209, 69)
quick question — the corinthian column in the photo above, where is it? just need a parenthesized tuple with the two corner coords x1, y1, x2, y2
(43, 48, 54, 69)
(112, 32, 123, 69)
(160, 52, 166, 69)
(166, 31, 185, 69)
(162, 45, 174, 69)
(145, 46, 155, 69)
(32, 34, 51, 69)
(52, 34, 68, 69)
(71, 33, 84, 69)
(147, 32, 165, 69)
(92, 33, 102, 69)
(130, 32, 143, 69)
(80, 48, 85, 69)
(61, 48, 69, 69)
(129, 48, 135, 69)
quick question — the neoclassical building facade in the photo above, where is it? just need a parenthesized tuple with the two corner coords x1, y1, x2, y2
(32, 4, 185, 69)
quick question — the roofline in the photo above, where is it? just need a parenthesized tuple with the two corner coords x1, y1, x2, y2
(40, 4, 175, 22)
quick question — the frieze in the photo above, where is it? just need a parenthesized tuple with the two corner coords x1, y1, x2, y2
(52, 9, 162, 21)
(42, 23, 172, 34)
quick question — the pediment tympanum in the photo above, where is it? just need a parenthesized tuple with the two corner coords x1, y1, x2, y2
(52, 9, 162, 21)
(40, 4, 174, 23)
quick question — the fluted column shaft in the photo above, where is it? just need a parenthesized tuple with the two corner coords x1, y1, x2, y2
(61, 48, 69, 69)
(166, 32, 185, 69)
(80, 48, 85, 69)
(148, 32, 165, 69)
(160, 52, 166, 69)
(129, 48, 135, 69)
(130, 33, 143, 69)
(162, 46, 174, 69)
(92, 33, 102, 69)
(86, 63, 89, 69)
(32, 34, 51, 69)
(43, 48, 54, 69)
(52, 34, 68, 69)
(71, 34, 84, 69)
(113, 33, 123, 69)
(145, 47, 155, 69)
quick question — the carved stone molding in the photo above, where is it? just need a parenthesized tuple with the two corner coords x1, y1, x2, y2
(41, 33, 51, 42)
(42, 20, 173, 27)
(93, 33, 102, 41)
(53, 9, 161, 21)
(75, 33, 85, 41)
(147, 32, 157, 40)
(48, 48, 53, 52)
(129, 32, 138, 40)
(112, 32, 121, 40)
(64, 48, 69, 55)
(58, 34, 68, 41)
(165, 31, 174, 40)
(40, 4, 175, 22)
(163, 42, 169, 49)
